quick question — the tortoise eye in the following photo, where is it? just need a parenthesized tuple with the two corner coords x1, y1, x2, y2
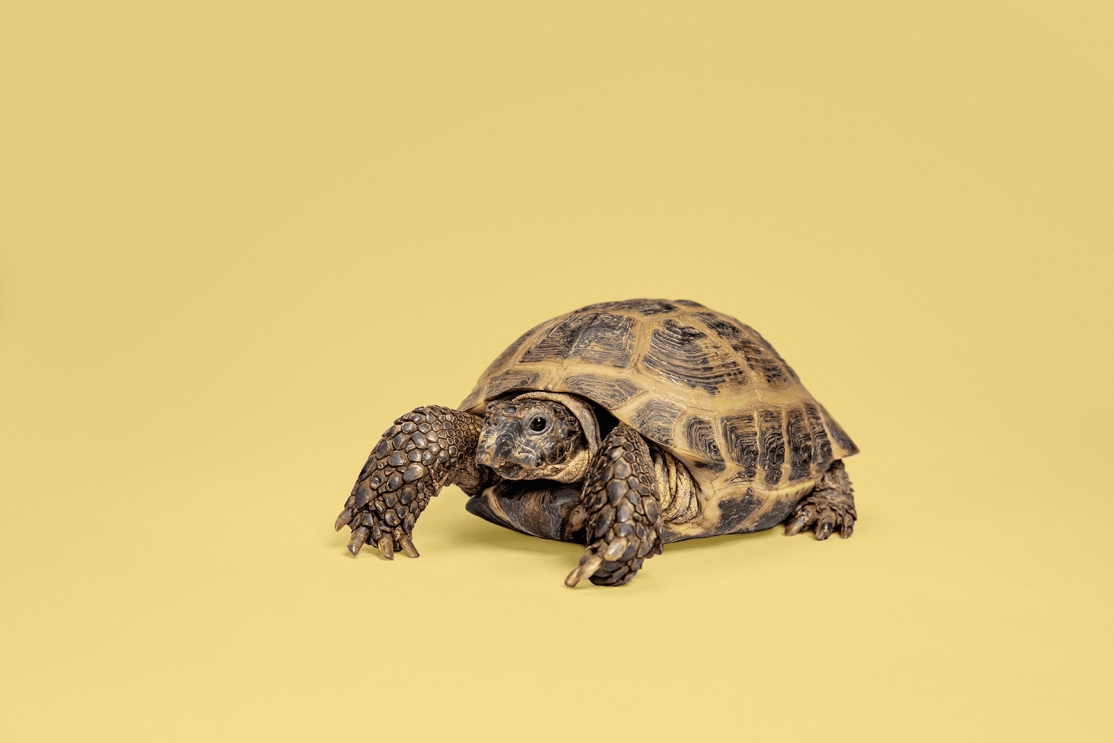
(529, 416, 548, 433)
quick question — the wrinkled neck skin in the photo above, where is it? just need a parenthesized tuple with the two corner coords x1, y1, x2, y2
(475, 392, 601, 484)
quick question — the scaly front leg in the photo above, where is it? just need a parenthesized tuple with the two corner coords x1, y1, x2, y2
(334, 406, 490, 559)
(565, 425, 664, 587)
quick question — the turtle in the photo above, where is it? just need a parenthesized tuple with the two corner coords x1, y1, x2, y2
(334, 298, 859, 587)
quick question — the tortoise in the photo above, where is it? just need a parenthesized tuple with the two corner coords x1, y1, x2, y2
(334, 299, 859, 587)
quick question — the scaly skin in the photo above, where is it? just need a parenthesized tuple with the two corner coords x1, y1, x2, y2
(335, 406, 489, 559)
(566, 424, 664, 587)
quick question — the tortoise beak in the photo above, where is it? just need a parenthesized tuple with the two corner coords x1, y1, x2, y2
(476, 431, 510, 469)
(476, 432, 534, 479)
(494, 462, 525, 479)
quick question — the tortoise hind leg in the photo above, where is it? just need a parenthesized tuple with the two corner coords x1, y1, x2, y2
(565, 424, 664, 587)
(784, 460, 857, 540)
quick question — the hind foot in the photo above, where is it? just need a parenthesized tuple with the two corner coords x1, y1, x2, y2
(784, 460, 856, 540)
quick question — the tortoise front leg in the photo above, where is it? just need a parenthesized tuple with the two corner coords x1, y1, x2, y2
(335, 405, 490, 559)
(565, 425, 664, 587)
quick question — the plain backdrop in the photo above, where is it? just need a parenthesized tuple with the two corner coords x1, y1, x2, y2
(2, 2, 1111, 741)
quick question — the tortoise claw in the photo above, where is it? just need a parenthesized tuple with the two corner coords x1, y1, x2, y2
(335, 508, 354, 531)
(784, 513, 809, 536)
(565, 552, 604, 588)
(377, 535, 394, 560)
(840, 520, 854, 539)
(815, 506, 837, 540)
(398, 534, 420, 558)
(348, 525, 369, 555)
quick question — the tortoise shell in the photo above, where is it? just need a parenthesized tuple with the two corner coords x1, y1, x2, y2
(460, 299, 857, 533)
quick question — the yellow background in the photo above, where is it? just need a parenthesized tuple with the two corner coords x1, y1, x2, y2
(2, 2, 1111, 741)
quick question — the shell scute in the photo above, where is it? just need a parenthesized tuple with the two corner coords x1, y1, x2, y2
(520, 312, 600, 363)
(785, 407, 813, 482)
(516, 311, 638, 368)
(803, 402, 835, 472)
(627, 398, 683, 447)
(584, 299, 681, 315)
(643, 318, 749, 395)
(567, 313, 637, 367)
(720, 412, 759, 478)
(486, 370, 541, 399)
(683, 416, 724, 466)
(693, 311, 797, 387)
(757, 408, 787, 487)
(560, 374, 642, 409)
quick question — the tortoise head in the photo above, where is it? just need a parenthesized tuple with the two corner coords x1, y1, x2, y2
(476, 393, 600, 483)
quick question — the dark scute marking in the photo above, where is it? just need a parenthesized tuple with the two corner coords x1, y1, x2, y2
(562, 374, 642, 409)
(520, 312, 599, 363)
(673, 299, 706, 308)
(750, 494, 799, 532)
(721, 413, 759, 479)
(643, 318, 747, 394)
(693, 312, 739, 333)
(486, 370, 541, 398)
(684, 416, 723, 463)
(576, 300, 622, 312)
(633, 301, 678, 316)
(628, 398, 682, 447)
(692, 458, 726, 475)
(821, 407, 859, 455)
(786, 407, 813, 482)
(568, 313, 637, 367)
(803, 402, 834, 472)
(713, 487, 764, 534)
(578, 299, 680, 315)
(694, 312, 795, 386)
(758, 408, 786, 487)
(742, 324, 799, 381)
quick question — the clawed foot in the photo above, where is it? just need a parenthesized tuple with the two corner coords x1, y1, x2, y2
(335, 490, 422, 559)
(784, 489, 856, 540)
(565, 523, 660, 588)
